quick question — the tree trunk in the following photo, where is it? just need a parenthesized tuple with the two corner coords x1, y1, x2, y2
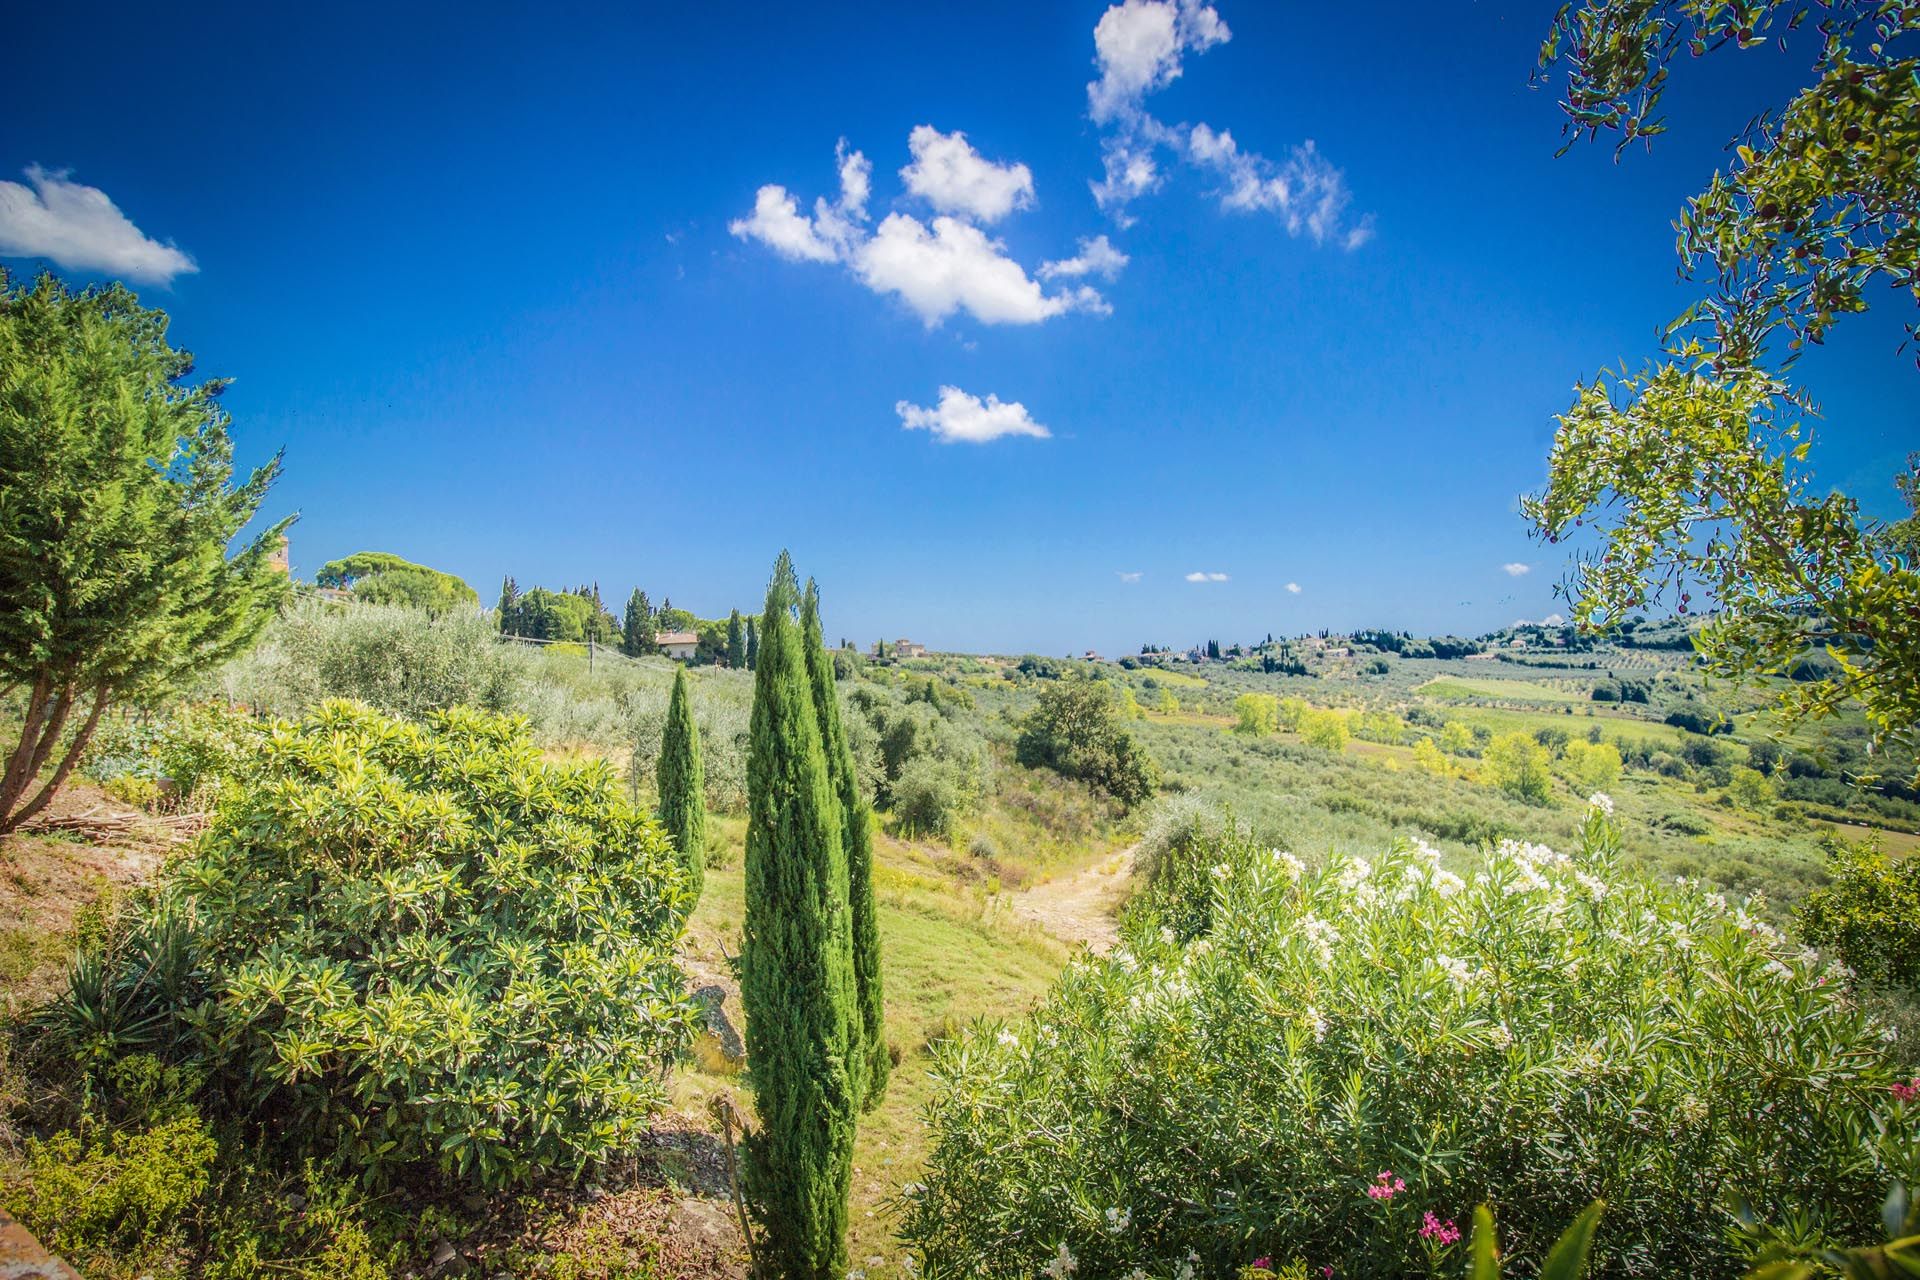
(2, 684, 109, 834)
(0, 671, 58, 825)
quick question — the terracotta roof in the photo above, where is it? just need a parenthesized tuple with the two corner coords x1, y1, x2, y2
(656, 630, 699, 645)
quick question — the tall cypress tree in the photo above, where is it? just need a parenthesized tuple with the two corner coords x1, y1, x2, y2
(497, 576, 519, 633)
(801, 581, 887, 1108)
(658, 666, 706, 904)
(746, 616, 759, 671)
(740, 553, 857, 1279)
(727, 608, 747, 669)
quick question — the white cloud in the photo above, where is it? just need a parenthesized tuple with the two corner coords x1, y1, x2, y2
(1082, 3, 1371, 249)
(728, 140, 870, 263)
(900, 126, 1034, 224)
(0, 166, 196, 285)
(733, 138, 1107, 327)
(1285, 582, 1302, 594)
(1088, 0, 1230, 123)
(1502, 562, 1532, 577)
(1185, 127, 1366, 248)
(1041, 234, 1130, 282)
(895, 386, 1050, 444)
(858, 214, 1107, 326)
(1185, 570, 1229, 582)
(1117, 571, 1143, 582)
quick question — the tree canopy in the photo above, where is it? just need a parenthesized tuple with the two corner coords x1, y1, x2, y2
(0, 271, 290, 831)
(1527, 0, 1920, 777)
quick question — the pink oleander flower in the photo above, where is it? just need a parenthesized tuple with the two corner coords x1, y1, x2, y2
(1420, 1211, 1462, 1245)
(1893, 1079, 1919, 1103)
(1252, 1259, 1271, 1270)
(1365, 1170, 1407, 1202)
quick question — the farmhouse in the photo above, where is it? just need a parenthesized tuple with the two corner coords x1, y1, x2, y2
(657, 629, 699, 661)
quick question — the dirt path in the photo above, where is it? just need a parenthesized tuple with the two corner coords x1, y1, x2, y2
(1008, 843, 1137, 952)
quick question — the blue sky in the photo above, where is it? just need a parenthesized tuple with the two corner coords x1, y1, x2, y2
(5, 1, 1914, 655)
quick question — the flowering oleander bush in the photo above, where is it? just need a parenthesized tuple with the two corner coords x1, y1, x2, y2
(900, 800, 1919, 1278)
(159, 700, 697, 1187)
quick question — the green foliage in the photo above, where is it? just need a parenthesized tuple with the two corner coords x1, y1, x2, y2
(9, 1112, 217, 1270)
(1797, 835, 1920, 989)
(161, 700, 695, 1187)
(658, 667, 707, 903)
(1233, 693, 1279, 736)
(499, 584, 618, 644)
(1300, 707, 1350, 752)
(902, 806, 1919, 1277)
(1486, 730, 1553, 802)
(622, 588, 655, 657)
(1728, 764, 1775, 811)
(1528, 0, 1920, 775)
(727, 608, 747, 669)
(1561, 738, 1622, 793)
(1736, 1180, 1920, 1280)
(740, 554, 858, 1278)
(0, 271, 291, 833)
(316, 553, 477, 613)
(210, 597, 521, 722)
(1016, 678, 1158, 812)
(802, 581, 888, 1106)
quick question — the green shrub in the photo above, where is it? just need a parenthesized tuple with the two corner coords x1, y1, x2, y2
(892, 755, 972, 838)
(1016, 678, 1157, 811)
(209, 598, 521, 722)
(1233, 694, 1279, 736)
(1485, 730, 1552, 802)
(1796, 834, 1920, 989)
(10, 1112, 217, 1269)
(901, 803, 1917, 1278)
(164, 699, 696, 1186)
(1299, 708, 1349, 751)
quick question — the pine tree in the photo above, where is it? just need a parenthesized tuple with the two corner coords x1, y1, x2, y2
(740, 553, 858, 1279)
(623, 588, 655, 657)
(746, 616, 759, 670)
(727, 608, 747, 669)
(802, 581, 887, 1108)
(657, 666, 706, 903)
(498, 576, 519, 634)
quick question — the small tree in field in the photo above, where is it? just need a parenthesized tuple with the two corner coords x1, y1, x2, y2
(727, 608, 748, 669)
(0, 273, 290, 833)
(1233, 693, 1279, 736)
(658, 666, 706, 902)
(623, 588, 655, 657)
(740, 553, 858, 1279)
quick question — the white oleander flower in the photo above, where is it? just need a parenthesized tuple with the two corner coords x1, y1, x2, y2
(1104, 1206, 1131, 1233)
(1587, 792, 1615, 815)
(1042, 1242, 1077, 1278)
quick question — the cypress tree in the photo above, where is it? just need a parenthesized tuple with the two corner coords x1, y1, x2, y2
(740, 553, 857, 1279)
(727, 608, 747, 669)
(658, 666, 706, 903)
(746, 616, 759, 670)
(623, 588, 654, 657)
(801, 581, 887, 1108)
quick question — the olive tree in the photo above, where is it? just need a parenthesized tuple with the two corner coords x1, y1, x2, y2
(0, 272, 290, 832)
(1525, 1, 1920, 778)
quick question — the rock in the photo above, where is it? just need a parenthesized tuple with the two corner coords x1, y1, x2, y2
(691, 984, 744, 1060)
(428, 1238, 467, 1276)
(667, 1196, 737, 1248)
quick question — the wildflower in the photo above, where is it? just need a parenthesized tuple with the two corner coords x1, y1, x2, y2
(1430, 868, 1465, 898)
(1305, 1005, 1329, 1042)
(1337, 856, 1372, 889)
(1587, 792, 1614, 816)
(1042, 1243, 1077, 1278)
(1420, 1211, 1462, 1245)
(1435, 953, 1473, 990)
(1365, 1170, 1406, 1202)
(1893, 1079, 1920, 1103)
(1299, 914, 1339, 966)
(1104, 1206, 1131, 1233)
(1253, 1259, 1272, 1271)
(1273, 848, 1306, 880)
(997, 1028, 1020, 1050)
(1573, 870, 1609, 900)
